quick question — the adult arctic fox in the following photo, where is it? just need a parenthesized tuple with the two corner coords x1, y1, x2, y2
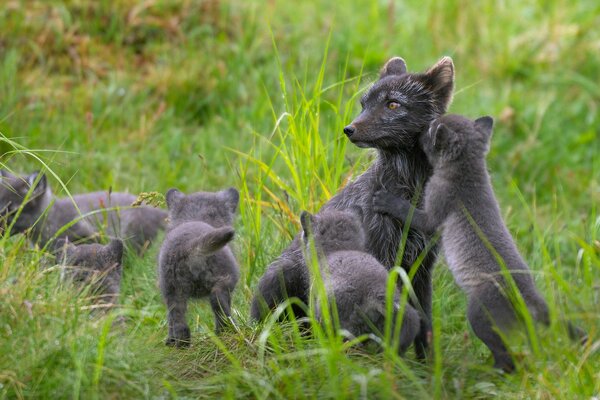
(301, 209, 420, 354)
(251, 56, 454, 359)
(0, 170, 166, 252)
(373, 114, 550, 371)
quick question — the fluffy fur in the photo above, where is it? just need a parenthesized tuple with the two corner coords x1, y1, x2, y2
(373, 114, 550, 371)
(0, 170, 167, 253)
(301, 209, 420, 354)
(158, 188, 240, 347)
(251, 56, 454, 359)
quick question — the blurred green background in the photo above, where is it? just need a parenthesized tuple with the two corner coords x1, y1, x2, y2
(0, 1, 598, 398)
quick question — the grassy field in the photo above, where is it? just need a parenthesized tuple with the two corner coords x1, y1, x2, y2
(1, 0, 599, 398)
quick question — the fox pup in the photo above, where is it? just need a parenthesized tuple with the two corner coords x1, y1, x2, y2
(373, 114, 550, 371)
(252, 56, 454, 359)
(158, 188, 240, 347)
(57, 238, 124, 308)
(0, 170, 166, 253)
(301, 209, 420, 354)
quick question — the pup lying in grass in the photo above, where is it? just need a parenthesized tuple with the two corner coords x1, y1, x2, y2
(373, 114, 551, 371)
(158, 188, 240, 347)
(0, 170, 166, 253)
(56, 238, 124, 309)
(301, 209, 420, 354)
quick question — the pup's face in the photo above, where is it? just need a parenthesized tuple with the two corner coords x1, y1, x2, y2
(343, 56, 454, 151)
(301, 209, 366, 255)
(421, 114, 494, 166)
(165, 187, 239, 227)
(0, 171, 48, 235)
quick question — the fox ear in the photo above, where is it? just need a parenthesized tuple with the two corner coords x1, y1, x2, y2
(380, 57, 408, 78)
(300, 211, 314, 238)
(474, 116, 494, 141)
(106, 239, 124, 265)
(349, 206, 364, 222)
(420, 56, 454, 113)
(432, 122, 452, 148)
(220, 187, 239, 213)
(165, 188, 184, 208)
(26, 171, 47, 197)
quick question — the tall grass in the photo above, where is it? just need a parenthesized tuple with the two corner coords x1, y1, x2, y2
(1, 0, 599, 398)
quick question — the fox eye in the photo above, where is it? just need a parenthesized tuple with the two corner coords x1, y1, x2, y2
(387, 101, 401, 110)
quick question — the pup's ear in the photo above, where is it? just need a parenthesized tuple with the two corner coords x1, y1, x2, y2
(105, 239, 124, 265)
(349, 206, 364, 223)
(432, 122, 452, 149)
(165, 188, 184, 209)
(380, 57, 408, 78)
(474, 116, 494, 142)
(300, 211, 315, 238)
(220, 187, 239, 213)
(418, 56, 454, 113)
(26, 171, 47, 197)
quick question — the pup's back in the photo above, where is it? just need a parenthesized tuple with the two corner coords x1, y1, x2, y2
(54, 191, 167, 250)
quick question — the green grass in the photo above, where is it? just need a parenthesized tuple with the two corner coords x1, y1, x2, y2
(1, 0, 599, 398)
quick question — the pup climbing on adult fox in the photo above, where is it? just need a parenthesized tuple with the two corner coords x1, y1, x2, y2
(373, 114, 550, 371)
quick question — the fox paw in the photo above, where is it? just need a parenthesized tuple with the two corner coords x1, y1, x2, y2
(165, 336, 191, 348)
(372, 190, 400, 215)
(166, 326, 191, 348)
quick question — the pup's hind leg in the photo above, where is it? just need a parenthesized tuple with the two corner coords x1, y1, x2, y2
(210, 286, 234, 333)
(165, 295, 190, 347)
(408, 251, 435, 360)
(467, 296, 515, 372)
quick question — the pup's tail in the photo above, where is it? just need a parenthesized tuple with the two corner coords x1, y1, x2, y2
(190, 226, 235, 256)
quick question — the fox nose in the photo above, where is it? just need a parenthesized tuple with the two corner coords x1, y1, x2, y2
(343, 125, 356, 137)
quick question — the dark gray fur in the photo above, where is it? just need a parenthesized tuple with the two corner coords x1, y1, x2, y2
(57, 238, 124, 307)
(373, 114, 550, 371)
(0, 170, 167, 253)
(250, 56, 454, 359)
(158, 187, 240, 347)
(301, 209, 420, 354)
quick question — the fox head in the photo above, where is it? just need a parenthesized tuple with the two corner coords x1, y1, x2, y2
(300, 209, 366, 256)
(421, 114, 494, 167)
(165, 187, 239, 228)
(344, 56, 454, 151)
(0, 170, 49, 236)
(57, 238, 124, 302)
